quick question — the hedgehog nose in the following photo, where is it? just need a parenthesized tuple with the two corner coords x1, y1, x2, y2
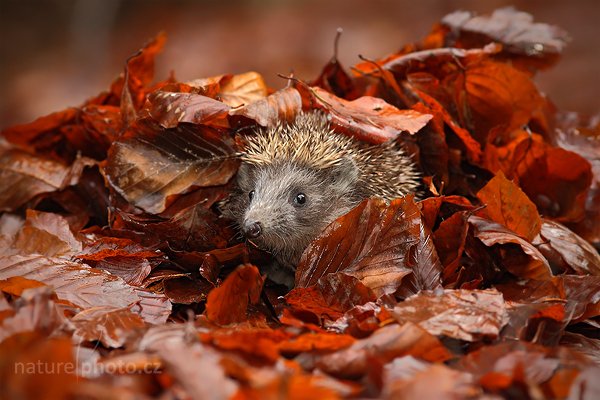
(244, 221, 262, 238)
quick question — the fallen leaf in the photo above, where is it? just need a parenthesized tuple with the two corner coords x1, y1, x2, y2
(205, 264, 264, 325)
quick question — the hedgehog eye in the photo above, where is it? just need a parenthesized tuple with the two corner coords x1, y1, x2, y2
(248, 190, 255, 201)
(293, 193, 307, 206)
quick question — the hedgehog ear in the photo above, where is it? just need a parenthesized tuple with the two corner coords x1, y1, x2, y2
(327, 156, 359, 188)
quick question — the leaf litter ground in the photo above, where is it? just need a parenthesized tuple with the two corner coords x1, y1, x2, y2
(0, 7, 599, 400)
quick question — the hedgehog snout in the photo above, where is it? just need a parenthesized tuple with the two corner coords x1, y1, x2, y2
(243, 221, 263, 239)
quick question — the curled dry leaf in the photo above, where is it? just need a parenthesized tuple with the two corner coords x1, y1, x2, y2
(310, 87, 432, 144)
(205, 264, 265, 325)
(217, 71, 268, 107)
(476, 171, 541, 241)
(392, 289, 509, 341)
(104, 120, 239, 214)
(469, 215, 552, 280)
(537, 219, 600, 276)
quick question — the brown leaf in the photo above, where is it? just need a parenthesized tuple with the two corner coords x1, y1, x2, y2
(469, 215, 552, 280)
(0, 144, 93, 211)
(441, 8, 569, 69)
(72, 306, 146, 348)
(0, 255, 140, 309)
(205, 264, 265, 325)
(228, 86, 303, 128)
(103, 120, 239, 214)
(0, 276, 46, 297)
(146, 91, 231, 128)
(0, 334, 80, 399)
(316, 323, 451, 379)
(476, 171, 541, 241)
(201, 327, 290, 364)
(156, 342, 238, 400)
(383, 363, 478, 400)
(538, 219, 600, 276)
(284, 286, 345, 325)
(279, 332, 355, 355)
(296, 197, 421, 297)
(310, 87, 432, 144)
(13, 210, 82, 257)
(0, 286, 67, 342)
(218, 71, 268, 107)
(393, 289, 509, 341)
(111, 32, 167, 112)
(164, 277, 211, 304)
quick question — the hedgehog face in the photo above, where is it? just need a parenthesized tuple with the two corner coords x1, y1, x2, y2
(235, 159, 360, 266)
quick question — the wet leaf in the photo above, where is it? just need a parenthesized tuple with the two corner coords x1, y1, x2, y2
(316, 323, 451, 379)
(228, 86, 303, 128)
(0, 144, 93, 211)
(146, 91, 230, 128)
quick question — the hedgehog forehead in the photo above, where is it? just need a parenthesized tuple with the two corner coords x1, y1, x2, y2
(252, 161, 324, 196)
(241, 114, 352, 169)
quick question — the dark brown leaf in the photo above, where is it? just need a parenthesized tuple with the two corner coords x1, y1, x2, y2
(296, 197, 422, 297)
(538, 219, 600, 276)
(103, 120, 239, 214)
(469, 215, 552, 280)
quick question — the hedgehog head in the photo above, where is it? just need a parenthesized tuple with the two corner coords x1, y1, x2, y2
(233, 113, 363, 267)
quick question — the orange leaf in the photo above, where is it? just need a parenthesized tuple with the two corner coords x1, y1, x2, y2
(205, 264, 265, 325)
(477, 171, 541, 241)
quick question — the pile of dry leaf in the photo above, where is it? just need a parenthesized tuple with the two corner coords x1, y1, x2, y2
(1, 8, 599, 399)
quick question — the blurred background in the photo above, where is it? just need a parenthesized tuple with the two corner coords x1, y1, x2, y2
(1, 0, 599, 128)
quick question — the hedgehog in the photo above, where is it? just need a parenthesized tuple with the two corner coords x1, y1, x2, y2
(226, 112, 420, 287)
